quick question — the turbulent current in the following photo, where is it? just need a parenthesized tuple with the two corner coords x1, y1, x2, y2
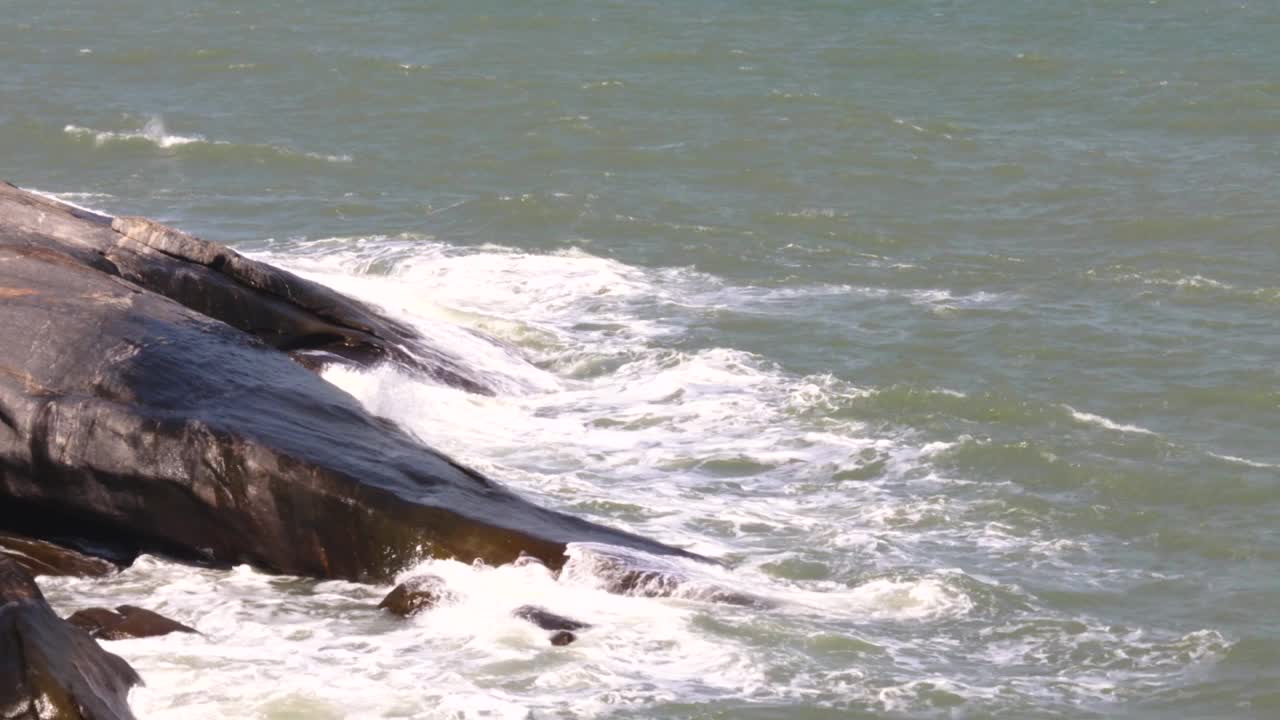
(6, 1, 1280, 718)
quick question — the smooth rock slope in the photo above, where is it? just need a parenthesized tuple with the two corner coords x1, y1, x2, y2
(0, 182, 701, 581)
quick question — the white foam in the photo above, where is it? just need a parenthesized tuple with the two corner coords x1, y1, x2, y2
(1097, 268, 1235, 291)
(29, 234, 1229, 716)
(25, 188, 115, 217)
(41, 555, 775, 719)
(1208, 452, 1280, 469)
(905, 288, 1006, 310)
(1064, 405, 1158, 436)
(839, 574, 975, 621)
(63, 116, 353, 163)
(301, 151, 353, 163)
(65, 116, 205, 149)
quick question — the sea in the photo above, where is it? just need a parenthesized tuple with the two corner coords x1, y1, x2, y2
(2, 1, 1278, 718)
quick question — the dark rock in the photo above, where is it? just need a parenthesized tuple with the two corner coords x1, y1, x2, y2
(0, 182, 706, 582)
(0, 554, 141, 719)
(512, 605, 588, 647)
(512, 605, 591, 632)
(378, 575, 453, 617)
(0, 532, 120, 578)
(67, 606, 197, 641)
(549, 630, 576, 647)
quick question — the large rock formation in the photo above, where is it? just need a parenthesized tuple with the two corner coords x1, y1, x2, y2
(0, 555, 141, 720)
(0, 182, 701, 582)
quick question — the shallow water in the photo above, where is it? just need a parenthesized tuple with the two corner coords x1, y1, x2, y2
(6, 1, 1280, 718)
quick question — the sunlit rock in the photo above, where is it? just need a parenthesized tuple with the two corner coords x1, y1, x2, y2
(66, 606, 197, 641)
(377, 575, 454, 617)
(0, 182, 706, 582)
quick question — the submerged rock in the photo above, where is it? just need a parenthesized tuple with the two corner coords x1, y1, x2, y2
(0, 182, 705, 582)
(512, 605, 591, 647)
(549, 630, 577, 647)
(378, 575, 454, 617)
(512, 605, 591, 632)
(562, 543, 770, 608)
(66, 606, 197, 641)
(0, 532, 119, 578)
(0, 555, 141, 720)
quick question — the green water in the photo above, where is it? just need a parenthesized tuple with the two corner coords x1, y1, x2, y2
(5, 1, 1279, 718)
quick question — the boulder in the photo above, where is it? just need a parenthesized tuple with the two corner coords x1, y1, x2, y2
(0, 182, 704, 582)
(66, 606, 197, 641)
(0, 555, 141, 720)
(377, 575, 453, 617)
(549, 630, 577, 646)
(512, 605, 590, 647)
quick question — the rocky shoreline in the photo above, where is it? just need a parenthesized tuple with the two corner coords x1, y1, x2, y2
(0, 182, 707, 718)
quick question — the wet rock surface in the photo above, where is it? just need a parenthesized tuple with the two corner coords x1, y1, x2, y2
(0, 555, 141, 720)
(0, 182, 705, 582)
(548, 630, 577, 647)
(66, 606, 197, 641)
(378, 575, 454, 617)
(0, 533, 120, 578)
(513, 605, 591, 647)
(512, 605, 592, 632)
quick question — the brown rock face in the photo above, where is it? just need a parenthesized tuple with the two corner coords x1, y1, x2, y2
(0, 532, 120, 578)
(0, 555, 141, 720)
(65, 608, 129, 636)
(66, 606, 197, 641)
(0, 182, 705, 582)
(377, 575, 454, 617)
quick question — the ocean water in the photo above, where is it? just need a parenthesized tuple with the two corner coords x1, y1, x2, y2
(4, 1, 1279, 718)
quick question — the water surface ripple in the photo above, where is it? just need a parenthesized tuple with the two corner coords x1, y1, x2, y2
(6, 1, 1278, 718)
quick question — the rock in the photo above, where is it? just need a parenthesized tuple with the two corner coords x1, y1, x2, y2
(65, 608, 127, 636)
(0, 532, 120, 578)
(25, 189, 495, 394)
(378, 575, 453, 617)
(512, 606, 589, 647)
(67, 606, 197, 641)
(549, 630, 576, 646)
(0, 554, 141, 719)
(0, 182, 706, 582)
(562, 543, 770, 608)
(512, 605, 592, 632)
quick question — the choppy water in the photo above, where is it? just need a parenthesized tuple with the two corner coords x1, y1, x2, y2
(5, 1, 1279, 718)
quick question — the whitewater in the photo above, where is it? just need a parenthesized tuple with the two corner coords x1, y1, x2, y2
(8, 1, 1280, 716)
(34, 230, 1234, 719)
